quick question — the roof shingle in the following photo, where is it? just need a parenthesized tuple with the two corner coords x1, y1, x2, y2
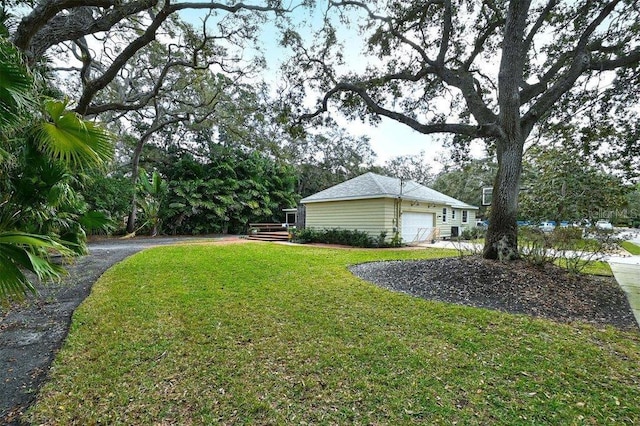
(301, 172, 478, 209)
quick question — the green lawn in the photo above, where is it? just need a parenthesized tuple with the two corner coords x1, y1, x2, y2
(28, 244, 640, 424)
(621, 240, 640, 255)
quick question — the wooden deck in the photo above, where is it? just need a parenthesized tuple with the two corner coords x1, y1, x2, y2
(247, 223, 290, 242)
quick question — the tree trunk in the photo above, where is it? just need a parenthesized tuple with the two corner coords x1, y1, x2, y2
(483, 138, 524, 260)
(126, 137, 146, 234)
(482, 0, 530, 260)
(125, 192, 137, 234)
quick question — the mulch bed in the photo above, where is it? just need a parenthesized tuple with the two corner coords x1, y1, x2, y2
(350, 256, 639, 332)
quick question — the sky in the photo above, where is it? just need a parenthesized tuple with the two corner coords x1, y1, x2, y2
(180, 3, 486, 171)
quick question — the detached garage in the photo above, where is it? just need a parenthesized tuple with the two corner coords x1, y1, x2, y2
(300, 172, 478, 244)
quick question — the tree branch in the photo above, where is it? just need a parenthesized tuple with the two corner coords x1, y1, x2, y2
(20, 0, 156, 61)
(521, 0, 625, 135)
(12, 0, 117, 53)
(523, 0, 558, 53)
(588, 47, 640, 70)
(300, 82, 499, 138)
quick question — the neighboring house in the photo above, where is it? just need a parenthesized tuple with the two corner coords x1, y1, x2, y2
(300, 172, 478, 244)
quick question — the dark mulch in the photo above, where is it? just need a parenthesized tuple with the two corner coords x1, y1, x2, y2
(350, 256, 639, 332)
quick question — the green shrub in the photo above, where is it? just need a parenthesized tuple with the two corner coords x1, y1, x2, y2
(291, 227, 321, 244)
(461, 227, 486, 240)
(292, 228, 395, 248)
(519, 226, 620, 274)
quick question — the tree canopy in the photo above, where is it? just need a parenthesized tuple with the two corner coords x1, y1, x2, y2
(10, 0, 291, 115)
(518, 145, 628, 224)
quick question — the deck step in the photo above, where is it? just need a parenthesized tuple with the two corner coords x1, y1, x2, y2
(247, 231, 290, 242)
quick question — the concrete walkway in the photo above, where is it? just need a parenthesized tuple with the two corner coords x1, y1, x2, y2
(419, 240, 637, 262)
(608, 256, 640, 328)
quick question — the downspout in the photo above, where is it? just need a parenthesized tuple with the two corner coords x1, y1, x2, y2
(394, 178, 405, 245)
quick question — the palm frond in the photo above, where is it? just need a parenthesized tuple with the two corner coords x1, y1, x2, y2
(35, 99, 114, 169)
(0, 38, 34, 128)
(79, 210, 115, 234)
(0, 231, 73, 302)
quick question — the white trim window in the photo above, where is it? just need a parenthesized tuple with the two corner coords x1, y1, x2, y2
(462, 210, 468, 223)
(452, 209, 456, 221)
(442, 207, 447, 223)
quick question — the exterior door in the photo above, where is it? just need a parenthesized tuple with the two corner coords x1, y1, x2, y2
(401, 212, 435, 244)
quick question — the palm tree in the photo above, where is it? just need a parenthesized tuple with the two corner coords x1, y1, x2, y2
(137, 169, 167, 237)
(1, 36, 114, 303)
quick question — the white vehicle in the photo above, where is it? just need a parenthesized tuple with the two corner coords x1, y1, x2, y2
(595, 220, 613, 230)
(538, 221, 556, 233)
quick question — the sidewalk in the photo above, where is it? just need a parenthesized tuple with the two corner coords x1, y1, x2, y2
(608, 256, 640, 328)
(419, 240, 637, 262)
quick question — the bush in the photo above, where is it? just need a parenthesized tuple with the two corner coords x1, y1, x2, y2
(519, 226, 619, 274)
(292, 228, 396, 248)
(461, 227, 486, 240)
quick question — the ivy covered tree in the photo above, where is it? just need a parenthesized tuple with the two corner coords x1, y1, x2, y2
(288, 0, 640, 260)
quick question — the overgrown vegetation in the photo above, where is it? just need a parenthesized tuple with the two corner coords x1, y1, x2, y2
(27, 244, 640, 424)
(460, 227, 486, 240)
(292, 228, 400, 248)
(0, 31, 113, 302)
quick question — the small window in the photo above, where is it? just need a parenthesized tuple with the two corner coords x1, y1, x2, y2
(462, 210, 468, 223)
(452, 209, 456, 220)
(442, 208, 447, 223)
(286, 212, 296, 225)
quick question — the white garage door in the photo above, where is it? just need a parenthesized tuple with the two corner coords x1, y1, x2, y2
(402, 212, 435, 243)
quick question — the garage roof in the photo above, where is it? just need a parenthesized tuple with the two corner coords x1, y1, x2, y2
(301, 172, 478, 209)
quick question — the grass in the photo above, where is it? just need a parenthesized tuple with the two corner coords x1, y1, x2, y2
(28, 243, 640, 424)
(554, 259, 613, 276)
(621, 241, 640, 255)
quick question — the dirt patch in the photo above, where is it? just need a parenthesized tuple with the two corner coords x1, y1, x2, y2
(350, 256, 639, 332)
(0, 235, 244, 425)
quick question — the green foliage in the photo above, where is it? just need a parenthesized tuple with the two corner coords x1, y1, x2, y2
(0, 34, 114, 302)
(26, 244, 640, 424)
(381, 150, 433, 185)
(80, 174, 133, 230)
(36, 99, 114, 169)
(136, 168, 167, 236)
(518, 226, 619, 274)
(626, 183, 640, 226)
(287, 130, 377, 198)
(432, 159, 497, 216)
(293, 228, 393, 248)
(157, 146, 297, 235)
(0, 37, 33, 128)
(0, 231, 73, 303)
(460, 227, 486, 240)
(519, 146, 628, 223)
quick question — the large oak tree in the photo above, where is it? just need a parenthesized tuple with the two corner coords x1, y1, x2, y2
(289, 0, 640, 259)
